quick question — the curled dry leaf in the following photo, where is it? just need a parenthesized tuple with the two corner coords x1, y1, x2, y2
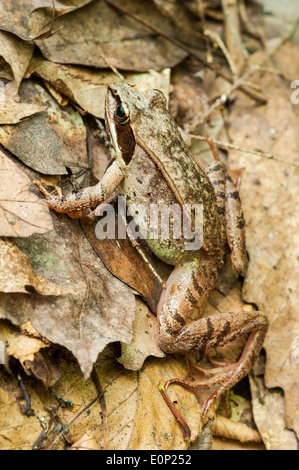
(0, 30, 34, 94)
(0, 238, 66, 295)
(249, 359, 297, 450)
(0, 320, 61, 387)
(0, 213, 136, 378)
(0, 0, 92, 40)
(29, 56, 171, 119)
(0, 80, 88, 175)
(214, 415, 262, 445)
(225, 47, 299, 441)
(35, 0, 188, 71)
(0, 94, 46, 124)
(0, 149, 53, 237)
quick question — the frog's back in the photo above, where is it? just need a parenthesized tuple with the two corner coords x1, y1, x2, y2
(130, 103, 224, 257)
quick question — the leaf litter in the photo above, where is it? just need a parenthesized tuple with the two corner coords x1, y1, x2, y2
(0, 0, 298, 451)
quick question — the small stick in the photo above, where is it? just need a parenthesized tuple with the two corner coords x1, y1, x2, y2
(91, 367, 109, 450)
(204, 29, 238, 79)
(189, 134, 299, 168)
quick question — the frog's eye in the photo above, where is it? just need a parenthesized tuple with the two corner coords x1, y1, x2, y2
(116, 102, 130, 125)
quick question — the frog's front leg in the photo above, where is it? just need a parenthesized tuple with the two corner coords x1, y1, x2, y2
(157, 256, 268, 418)
(34, 162, 124, 217)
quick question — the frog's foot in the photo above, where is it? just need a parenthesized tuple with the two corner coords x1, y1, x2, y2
(34, 161, 123, 216)
(34, 180, 83, 218)
(205, 351, 235, 368)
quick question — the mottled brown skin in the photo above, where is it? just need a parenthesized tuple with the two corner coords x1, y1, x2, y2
(35, 83, 268, 422)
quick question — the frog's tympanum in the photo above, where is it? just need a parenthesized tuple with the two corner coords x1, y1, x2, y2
(36, 83, 268, 429)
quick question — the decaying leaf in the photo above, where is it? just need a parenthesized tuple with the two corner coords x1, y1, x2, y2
(0, 213, 136, 378)
(0, 149, 53, 237)
(0, 0, 92, 40)
(0, 30, 34, 94)
(249, 358, 297, 450)
(0, 238, 66, 295)
(225, 47, 299, 440)
(0, 80, 88, 175)
(118, 297, 165, 371)
(0, 320, 61, 387)
(29, 56, 171, 119)
(0, 93, 46, 124)
(35, 0, 188, 71)
(81, 218, 164, 313)
(0, 345, 203, 450)
(169, 63, 209, 132)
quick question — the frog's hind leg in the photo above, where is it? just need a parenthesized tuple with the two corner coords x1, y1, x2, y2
(205, 138, 248, 276)
(157, 257, 268, 420)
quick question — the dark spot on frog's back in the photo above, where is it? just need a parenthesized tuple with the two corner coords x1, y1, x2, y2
(216, 321, 231, 343)
(237, 216, 245, 229)
(227, 191, 241, 202)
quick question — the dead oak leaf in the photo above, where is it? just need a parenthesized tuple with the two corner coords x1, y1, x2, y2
(0, 30, 34, 94)
(225, 53, 299, 441)
(0, 80, 88, 175)
(0, 94, 46, 124)
(0, 0, 92, 40)
(0, 238, 66, 295)
(0, 149, 53, 237)
(29, 56, 171, 119)
(0, 213, 136, 378)
(35, 0, 188, 72)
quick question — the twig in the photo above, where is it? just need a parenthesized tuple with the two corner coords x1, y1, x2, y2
(189, 134, 299, 168)
(204, 28, 238, 79)
(99, 54, 125, 81)
(105, 0, 206, 62)
(47, 396, 99, 450)
(261, 18, 299, 67)
(91, 367, 109, 450)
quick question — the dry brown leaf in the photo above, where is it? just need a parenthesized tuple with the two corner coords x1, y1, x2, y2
(29, 56, 171, 119)
(0, 238, 66, 295)
(0, 320, 50, 361)
(118, 297, 165, 371)
(81, 218, 163, 314)
(0, 345, 202, 450)
(0, 149, 53, 237)
(0, 31, 34, 94)
(0, 377, 43, 449)
(214, 415, 262, 444)
(0, 80, 88, 175)
(224, 46, 299, 442)
(0, 93, 46, 124)
(249, 358, 297, 450)
(169, 63, 209, 132)
(35, 0, 188, 71)
(0, 0, 92, 40)
(212, 437, 265, 450)
(70, 432, 101, 450)
(0, 320, 61, 387)
(0, 213, 136, 378)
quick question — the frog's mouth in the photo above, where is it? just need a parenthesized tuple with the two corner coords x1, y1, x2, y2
(105, 86, 136, 165)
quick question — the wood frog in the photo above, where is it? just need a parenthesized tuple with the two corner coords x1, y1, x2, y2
(35, 83, 268, 426)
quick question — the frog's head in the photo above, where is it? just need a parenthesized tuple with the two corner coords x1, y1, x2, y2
(105, 82, 168, 166)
